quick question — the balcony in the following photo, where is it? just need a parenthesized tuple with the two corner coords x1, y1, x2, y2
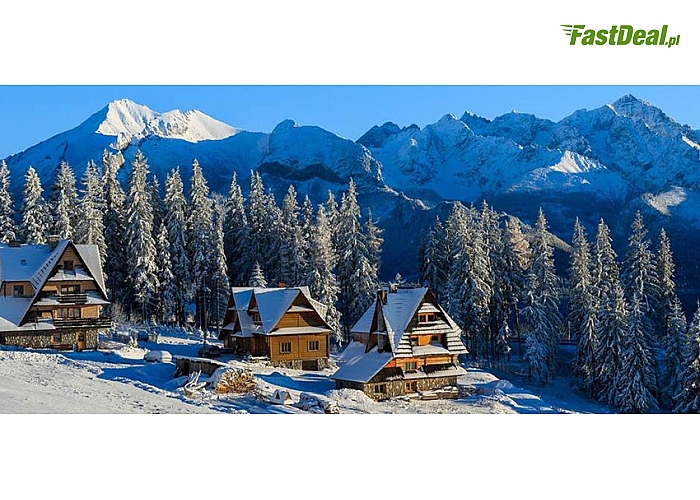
(57, 293, 88, 304)
(52, 317, 112, 328)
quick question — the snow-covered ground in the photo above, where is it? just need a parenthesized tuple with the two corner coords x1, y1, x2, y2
(0, 326, 610, 415)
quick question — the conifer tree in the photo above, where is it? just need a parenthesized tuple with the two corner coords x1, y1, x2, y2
(661, 296, 689, 407)
(247, 171, 281, 283)
(655, 228, 677, 339)
(20, 166, 49, 245)
(155, 221, 176, 324)
(163, 167, 191, 325)
(187, 159, 214, 330)
(569, 218, 599, 395)
(279, 185, 306, 286)
(420, 216, 448, 302)
(209, 196, 230, 331)
(250, 261, 268, 288)
(674, 303, 700, 413)
(123, 150, 158, 321)
(0, 160, 17, 243)
(336, 178, 377, 338)
(75, 160, 106, 263)
(365, 209, 384, 286)
(223, 172, 251, 286)
(501, 217, 531, 355)
(616, 294, 659, 412)
(306, 205, 342, 346)
(101, 151, 128, 304)
(50, 161, 78, 239)
(521, 208, 561, 383)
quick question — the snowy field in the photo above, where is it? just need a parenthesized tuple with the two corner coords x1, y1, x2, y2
(0, 327, 612, 415)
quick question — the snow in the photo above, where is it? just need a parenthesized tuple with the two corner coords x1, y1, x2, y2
(96, 99, 239, 143)
(642, 186, 688, 216)
(331, 341, 391, 383)
(0, 327, 618, 416)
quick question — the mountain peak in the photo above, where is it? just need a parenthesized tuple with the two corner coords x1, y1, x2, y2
(95, 99, 239, 144)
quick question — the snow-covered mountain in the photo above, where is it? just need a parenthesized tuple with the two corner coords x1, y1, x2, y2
(4, 95, 700, 288)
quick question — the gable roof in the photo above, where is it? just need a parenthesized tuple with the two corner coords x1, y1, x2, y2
(350, 287, 468, 358)
(0, 240, 107, 328)
(227, 286, 331, 337)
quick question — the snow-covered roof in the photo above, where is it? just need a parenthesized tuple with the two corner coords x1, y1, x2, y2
(227, 286, 330, 337)
(412, 344, 451, 356)
(269, 326, 331, 336)
(0, 240, 108, 329)
(331, 341, 392, 383)
(349, 287, 468, 359)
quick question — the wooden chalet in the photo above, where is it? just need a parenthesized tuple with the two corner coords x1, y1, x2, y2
(331, 286, 468, 400)
(218, 286, 332, 370)
(0, 238, 111, 350)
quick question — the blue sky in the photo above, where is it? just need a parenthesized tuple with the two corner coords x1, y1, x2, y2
(2, 85, 700, 158)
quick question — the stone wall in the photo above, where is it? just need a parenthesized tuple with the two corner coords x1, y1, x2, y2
(1, 329, 99, 350)
(270, 357, 331, 371)
(336, 375, 459, 401)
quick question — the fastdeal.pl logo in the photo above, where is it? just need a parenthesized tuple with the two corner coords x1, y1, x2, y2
(561, 25, 680, 47)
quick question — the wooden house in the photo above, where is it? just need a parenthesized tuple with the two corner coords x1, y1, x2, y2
(331, 286, 468, 400)
(218, 286, 332, 370)
(0, 238, 111, 350)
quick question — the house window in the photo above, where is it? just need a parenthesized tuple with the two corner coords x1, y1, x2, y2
(61, 284, 80, 294)
(406, 381, 418, 392)
(418, 313, 437, 324)
(308, 340, 320, 352)
(431, 335, 440, 344)
(13, 285, 24, 297)
(251, 312, 261, 325)
(374, 384, 387, 394)
(53, 334, 61, 343)
(64, 260, 74, 271)
(280, 342, 292, 354)
(57, 307, 81, 319)
(404, 361, 417, 372)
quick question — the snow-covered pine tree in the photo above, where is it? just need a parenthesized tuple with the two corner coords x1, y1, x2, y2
(616, 294, 659, 412)
(49, 161, 78, 239)
(595, 279, 629, 407)
(324, 189, 339, 246)
(655, 228, 677, 340)
(0, 160, 17, 243)
(147, 174, 164, 236)
(569, 218, 599, 395)
(250, 261, 268, 288)
(75, 160, 106, 263)
(155, 221, 176, 325)
(444, 202, 474, 328)
(163, 167, 191, 326)
(365, 208, 383, 289)
(223, 172, 251, 286)
(501, 216, 531, 356)
(305, 204, 342, 347)
(247, 171, 281, 284)
(419, 216, 448, 302)
(279, 185, 307, 286)
(660, 296, 689, 408)
(101, 150, 128, 305)
(674, 303, 700, 413)
(521, 208, 561, 383)
(336, 178, 377, 340)
(123, 150, 159, 322)
(621, 211, 659, 370)
(187, 159, 214, 331)
(591, 219, 632, 406)
(481, 201, 506, 358)
(300, 195, 315, 269)
(209, 195, 230, 331)
(20, 166, 49, 245)
(495, 320, 512, 361)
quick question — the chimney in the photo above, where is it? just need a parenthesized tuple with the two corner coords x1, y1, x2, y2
(47, 235, 60, 251)
(389, 283, 398, 293)
(8, 240, 21, 248)
(377, 289, 388, 305)
(278, 282, 286, 288)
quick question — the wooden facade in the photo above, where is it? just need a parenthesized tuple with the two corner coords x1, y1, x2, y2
(333, 287, 468, 400)
(218, 286, 332, 370)
(0, 240, 110, 351)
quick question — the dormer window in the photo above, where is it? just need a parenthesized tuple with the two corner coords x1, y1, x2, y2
(13, 285, 24, 297)
(418, 313, 437, 324)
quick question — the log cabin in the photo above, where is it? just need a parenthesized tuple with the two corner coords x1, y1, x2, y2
(0, 237, 111, 350)
(218, 286, 332, 370)
(331, 286, 468, 400)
